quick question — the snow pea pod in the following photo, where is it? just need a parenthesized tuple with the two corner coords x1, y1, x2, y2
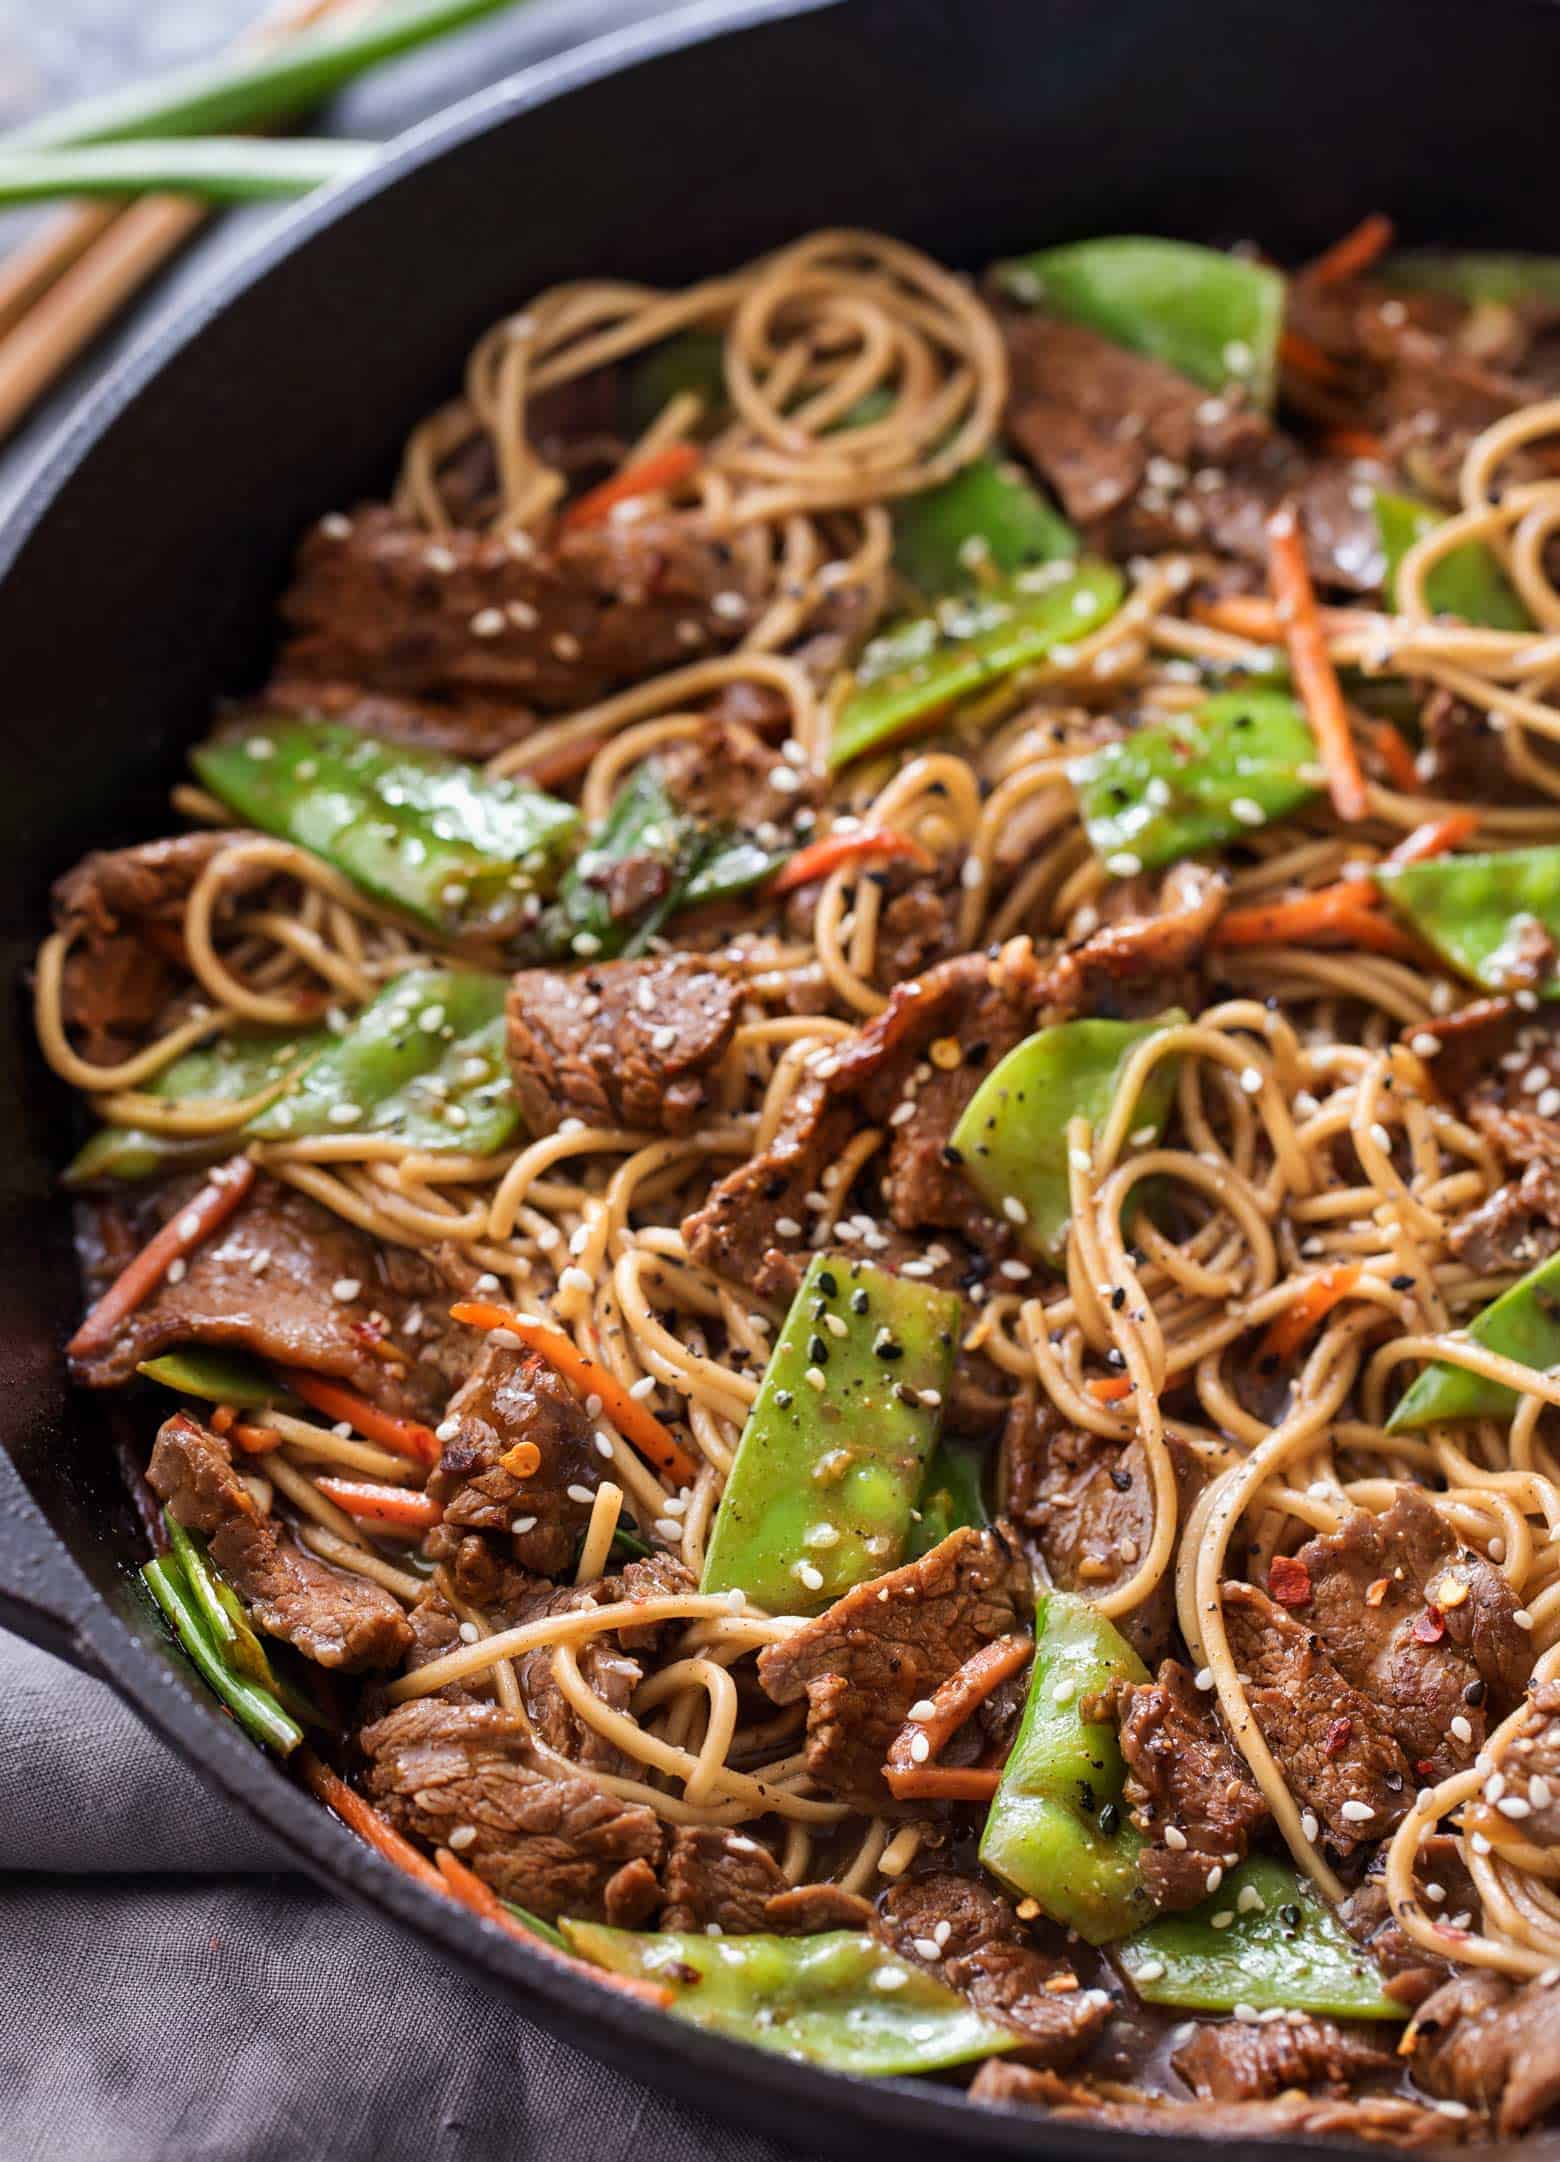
(950, 1015, 1183, 1266)
(1389, 1247, 1560, 1431)
(892, 454, 1077, 597)
(994, 237, 1286, 409)
(907, 1437, 990, 1560)
(700, 1254, 959, 1614)
(1070, 689, 1318, 877)
(830, 561, 1123, 770)
(64, 1022, 332, 1185)
(1118, 1855, 1405, 2018)
(1384, 251, 1560, 306)
(248, 967, 517, 1152)
(1375, 847, 1560, 996)
(559, 1925, 1021, 2076)
(192, 713, 579, 942)
(1375, 490, 1530, 630)
(142, 1550, 301, 1756)
(979, 1589, 1152, 1944)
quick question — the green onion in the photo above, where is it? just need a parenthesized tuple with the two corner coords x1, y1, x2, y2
(142, 1553, 302, 1756)
(163, 1513, 238, 1651)
(12, 0, 536, 151)
(0, 139, 371, 206)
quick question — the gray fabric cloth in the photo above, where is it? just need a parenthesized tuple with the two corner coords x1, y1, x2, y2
(0, 1629, 802, 2162)
(0, 5, 820, 2156)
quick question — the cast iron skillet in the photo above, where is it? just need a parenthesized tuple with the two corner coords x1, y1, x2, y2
(3, 0, 1559, 2150)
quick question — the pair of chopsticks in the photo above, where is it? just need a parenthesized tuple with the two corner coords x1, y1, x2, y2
(0, 0, 526, 445)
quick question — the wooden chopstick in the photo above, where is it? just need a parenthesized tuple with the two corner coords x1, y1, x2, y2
(0, 0, 369, 447)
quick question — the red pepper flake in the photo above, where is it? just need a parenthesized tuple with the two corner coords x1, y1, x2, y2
(1268, 1554, 1313, 1608)
(1411, 1606, 1446, 1644)
(1365, 1576, 1390, 1609)
(1325, 1717, 1353, 1755)
(1416, 1758, 1438, 1780)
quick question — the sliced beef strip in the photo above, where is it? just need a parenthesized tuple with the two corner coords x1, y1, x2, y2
(427, 1337, 604, 1579)
(1220, 1580, 1414, 1855)
(659, 1826, 790, 1932)
(1417, 689, 1533, 808)
(998, 313, 1382, 593)
(1037, 862, 1227, 1025)
(277, 504, 754, 717)
(52, 832, 245, 1065)
(1341, 1834, 1478, 2009)
(1413, 998, 1560, 1270)
(876, 1871, 1109, 2067)
(148, 1412, 410, 1670)
(756, 1525, 1033, 1809)
(1004, 1401, 1204, 1670)
(1292, 1488, 1528, 1781)
(506, 953, 741, 1140)
(969, 2062, 1462, 2145)
(761, 1883, 875, 1932)
(681, 1070, 854, 1296)
(1410, 1970, 1560, 2135)
(1172, 2013, 1394, 2101)
(1449, 1162, 1560, 1274)
(1117, 1660, 1269, 1911)
(658, 714, 817, 833)
(359, 1697, 664, 1922)
(1494, 1676, 1560, 1846)
(71, 1173, 472, 1421)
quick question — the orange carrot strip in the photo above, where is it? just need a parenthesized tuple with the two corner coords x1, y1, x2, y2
(209, 1403, 237, 1436)
(1280, 327, 1349, 387)
(298, 1747, 448, 1896)
(1190, 595, 1375, 643)
(1213, 884, 1417, 957)
(1369, 719, 1421, 795)
(768, 826, 931, 896)
(450, 1301, 699, 1486)
(1323, 428, 1388, 463)
(1386, 811, 1480, 866)
(434, 1849, 675, 2010)
(1260, 1264, 1363, 1364)
(1302, 212, 1396, 289)
(1268, 506, 1369, 822)
(279, 1370, 438, 1468)
(1086, 1374, 1133, 1404)
(561, 443, 702, 532)
(231, 1421, 283, 1456)
(884, 1633, 1032, 1803)
(67, 1155, 256, 1358)
(313, 1477, 442, 1529)
(498, 1440, 541, 1478)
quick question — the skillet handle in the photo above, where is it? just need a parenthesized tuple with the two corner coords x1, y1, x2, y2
(0, 1454, 101, 1676)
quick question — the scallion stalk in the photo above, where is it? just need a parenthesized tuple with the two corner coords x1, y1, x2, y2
(143, 1554, 302, 1756)
(0, 139, 370, 207)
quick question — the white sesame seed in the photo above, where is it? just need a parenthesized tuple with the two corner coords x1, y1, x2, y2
(1301, 1812, 1319, 1842)
(560, 1266, 593, 1297)
(1231, 798, 1266, 828)
(1239, 1067, 1263, 1095)
(912, 1935, 941, 1961)
(1516, 1609, 1535, 1630)
(1451, 1715, 1473, 1744)
(331, 1278, 361, 1303)
(1210, 1911, 1234, 1930)
(1001, 1196, 1028, 1225)
(1236, 1884, 1264, 1914)
(447, 1824, 477, 1851)
(571, 931, 602, 958)
(165, 1257, 187, 1285)
(1194, 1667, 1214, 1691)
(457, 1621, 479, 1645)
(1105, 851, 1143, 878)
(327, 1101, 361, 1127)
(804, 1366, 827, 1392)
(775, 1216, 803, 1239)
(654, 1518, 683, 1542)
(793, 1560, 825, 1593)
(566, 1484, 595, 1506)
(1340, 1800, 1375, 1823)
(907, 1700, 936, 1721)
(909, 1732, 931, 1764)
(1163, 1825, 1188, 1851)
(470, 608, 505, 637)
(629, 1375, 658, 1401)
(511, 1516, 537, 1534)
(1498, 1796, 1533, 1818)
(1205, 1865, 1223, 1893)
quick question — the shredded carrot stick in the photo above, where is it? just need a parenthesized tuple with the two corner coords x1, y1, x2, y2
(1268, 506, 1369, 823)
(231, 1421, 283, 1456)
(1323, 427, 1388, 463)
(1302, 212, 1396, 289)
(297, 1747, 447, 1896)
(1260, 1264, 1363, 1364)
(1190, 594, 1373, 643)
(884, 1633, 1032, 1802)
(67, 1155, 256, 1359)
(313, 1477, 442, 1529)
(560, 443, 702, 532)
(1386, 810, 1480, 866)
(1369, 719, 1421, 795)
(768, 826, 931, 895)
(209, 1403, 237, 1436)
(450, 1301, 700, 1486)
(1212, 884, 1418, 957)
(279, 1370, 438, 1468)
(434, 1849, 676, 2009)
(1279, 327, 1349, 387)
(1086, 1374, 1134, 1404)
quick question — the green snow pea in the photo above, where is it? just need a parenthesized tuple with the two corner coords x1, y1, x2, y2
(1375, 491, 1531, 630)
(1389, 1247, 1560, 1431)
(980, 1589, 1151, 1944)
(892, 454, 1077, 597)
(1375, 847, 1560, 996)
(136, 1347, 292, 1408)
(560, 1925, 1020, 2076)
(142, 1550, 301, 1756)
(247, 967, 517, 1152)
(63, 1022, 332, 1185)
(830, 561, 1123, 770)
(1118, 1856, 1405, 2018)
(1384, 251, 1560, 307)
(192, 713, 579, 942)
(950, 1015, 1184, 1267)
(907, 1437, 990, 1560)
(994, 237, 1286, 409)
(1072, 689, 1319, 877)
(624, 330, 728, 433)
(700, 1254, 959, 1614)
